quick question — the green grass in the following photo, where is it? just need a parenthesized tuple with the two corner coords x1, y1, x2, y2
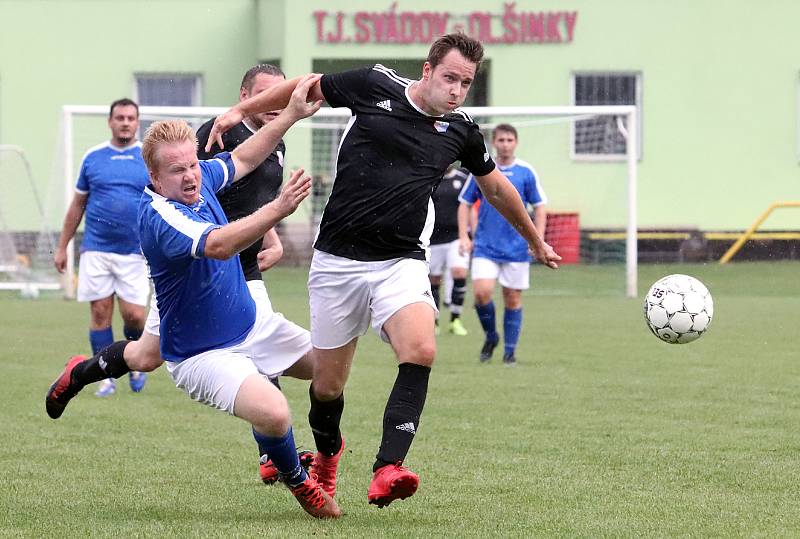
(1, 262, 799, 537)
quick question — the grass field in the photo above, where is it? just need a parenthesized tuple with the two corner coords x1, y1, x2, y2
(2, 262, 799, 537)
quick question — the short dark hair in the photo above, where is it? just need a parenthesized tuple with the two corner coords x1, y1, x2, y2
(493, 123, 518, 140)
(426, 32, 484, 73)
(240, 63, 286, 92)
(109, 98, 138, 118)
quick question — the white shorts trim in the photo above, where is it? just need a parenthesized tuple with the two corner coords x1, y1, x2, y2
(76, 251, 150, 305)
(309, 250, 437, 349)
(471, 257, 530, 290)
(428, 239, 468, 277)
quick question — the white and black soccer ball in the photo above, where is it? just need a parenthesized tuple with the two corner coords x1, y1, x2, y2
(643, 274, 713, 344)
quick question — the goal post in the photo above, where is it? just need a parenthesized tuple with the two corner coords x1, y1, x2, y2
(59, 104, 638, 298)
(0, 144, 62, 294)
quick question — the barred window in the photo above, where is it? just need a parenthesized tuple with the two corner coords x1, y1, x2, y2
(134, 74, 203, 135)
(571, 72, 642, 160)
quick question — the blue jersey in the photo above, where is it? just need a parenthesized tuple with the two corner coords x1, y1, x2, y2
(138, 153, 256, 362)
(459, 159, 547, 263)
(75, 141, 150, 254)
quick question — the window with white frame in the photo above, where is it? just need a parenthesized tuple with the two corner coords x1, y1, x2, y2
(134, 73, 202, 135)
(571, 71, 642, 160)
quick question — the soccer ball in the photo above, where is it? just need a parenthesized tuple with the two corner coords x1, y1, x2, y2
(19, 283, 40, 299)
(643, 274, 713, 344)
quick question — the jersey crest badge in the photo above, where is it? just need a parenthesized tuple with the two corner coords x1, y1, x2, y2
(376, 99, 392, 111)
(433, 121, 449, 133)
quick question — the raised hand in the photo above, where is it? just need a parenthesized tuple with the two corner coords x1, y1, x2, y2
(271, 168, 312, 218)
(204, 108, 244, 152)
(284, 74, 323, 121)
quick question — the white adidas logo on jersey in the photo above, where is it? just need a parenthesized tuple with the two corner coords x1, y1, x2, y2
(376, 99, 392, 111)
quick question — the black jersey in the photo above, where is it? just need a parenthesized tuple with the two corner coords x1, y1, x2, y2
(316, 64, 496, 261)
(195, 119, 285, 281)
(431, 167, 469, 245)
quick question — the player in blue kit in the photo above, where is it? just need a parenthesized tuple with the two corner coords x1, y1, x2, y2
(46, 76, 341, 519)
(53, 98, 149, 397)
(46, 65, 314, 487)
(205, 33, 561, 508)
(458, 123, 548, 366)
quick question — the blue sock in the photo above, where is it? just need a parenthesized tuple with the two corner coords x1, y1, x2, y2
(251, 427, 307, 487)
(503, 308, 523, 357)
(89, 327, 114, 355)
(475, 301, 498, 342)
(123, 325, 143, 341)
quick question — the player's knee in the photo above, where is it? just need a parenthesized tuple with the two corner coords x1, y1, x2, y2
(474, 290, 492, 305)
(312, 378, 346, 402)
(253, 399, 291, 436)
(402, 341, 436, 366)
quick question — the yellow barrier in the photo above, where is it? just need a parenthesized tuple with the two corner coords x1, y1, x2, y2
(719, 201, 800, 264)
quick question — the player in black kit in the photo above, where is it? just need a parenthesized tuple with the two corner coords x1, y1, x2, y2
(206, 33, 561, 509)
(429, 166, 471, 336)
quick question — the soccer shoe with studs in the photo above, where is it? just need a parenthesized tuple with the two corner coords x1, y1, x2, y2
(128, 371, 147, 393)
(502, 353, 517, 367)
(259, 450, 314, 485)
(448, 318, 468, 336)
(309, 437, 344, 497)
(479, 337, 499, 362)
(367, 463, 419, 508)
(288, 476, 342, 519)
(45, 355, 87, 419)
(94, 379, 116, 397)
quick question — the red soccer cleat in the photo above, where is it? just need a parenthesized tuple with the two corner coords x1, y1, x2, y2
(367, 464, 419, 508)
(309, 437, 344, 497)
(45, 355, 87, 419)
(289, 476, 342, 519)
(259, 450, 314, 485)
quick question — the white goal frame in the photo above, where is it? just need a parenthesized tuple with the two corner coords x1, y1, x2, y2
(60, 104, 638, 298)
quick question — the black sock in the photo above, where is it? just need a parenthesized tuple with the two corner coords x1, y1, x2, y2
(450, 278, 466, 319)
(374, 362, 431, 472)
(430, 283, 441, 310)
(71, 341, 130, 387)
(308, 384, 344, 456)
(123, 325, 143, 341)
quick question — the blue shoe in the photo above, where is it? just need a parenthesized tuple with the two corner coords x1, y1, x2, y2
(129, 372, 147, 393)
(94, 379, 116, 397)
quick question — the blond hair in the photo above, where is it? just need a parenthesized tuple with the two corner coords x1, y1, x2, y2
(141, 120, 197, 172)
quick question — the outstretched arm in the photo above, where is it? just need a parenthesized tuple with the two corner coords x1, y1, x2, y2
(203, 168, 311, 260)
(473, 169, 561, 269)
(206, 75, 326, 152)
(229, 75, 323, 181)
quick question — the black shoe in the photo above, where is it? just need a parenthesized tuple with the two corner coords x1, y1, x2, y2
(502, 353, 517, 367)
(479, 338, 498, 362)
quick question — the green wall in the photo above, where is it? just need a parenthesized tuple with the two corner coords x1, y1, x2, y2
(0, 0, 260, 229)
(2, 0, 799, 231)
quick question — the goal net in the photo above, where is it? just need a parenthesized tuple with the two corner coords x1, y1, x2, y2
(59, 104, 637, 298)
(0, 145, 62, 295)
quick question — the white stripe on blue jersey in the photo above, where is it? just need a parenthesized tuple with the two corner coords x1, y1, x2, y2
(145, 188, 217, 258)
(512, 158, 548, 206)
